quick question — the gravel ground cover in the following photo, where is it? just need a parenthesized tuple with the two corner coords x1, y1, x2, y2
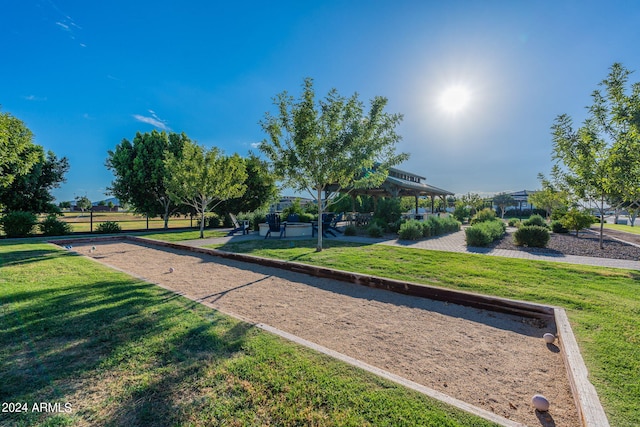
(490, 228, 640, 260)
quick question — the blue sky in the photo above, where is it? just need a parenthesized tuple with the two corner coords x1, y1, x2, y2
(2, 1, 640, 203)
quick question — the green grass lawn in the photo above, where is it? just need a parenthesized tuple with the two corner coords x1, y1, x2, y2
(602, 222, 640, 235)
(0, 240, 493, 427)
(139, 229, 229, 242)
(206, 238, 640, 427)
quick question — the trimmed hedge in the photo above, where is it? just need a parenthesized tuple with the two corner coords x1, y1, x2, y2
(465, 220, 506, 246)
(513, 225, 550, 247)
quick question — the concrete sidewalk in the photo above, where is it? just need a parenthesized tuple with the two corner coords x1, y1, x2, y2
(179, 228, 640, 271)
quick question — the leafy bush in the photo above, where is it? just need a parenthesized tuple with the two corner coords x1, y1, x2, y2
(513, 225, 550, 247)
(95, 221, 121, 234)
(39, 214, 72, 236)
(507, 218, 521, 227)
(452, 205, 470, 222)
(561, 209, 596, 236)
(551, 220, 569, 234)
(373, 197, 403, 226)
(465, 221, 506, 247)
(464, 226, 492, 246)
(522, 214, 548, 228)
(343, 225, 357, 236)
(387, 219, 404, 233)
(0, 211, 38, 238)
(398, 220, 423, 240)
(470, 208, 497, 225)
(299, 213, 315, 223)
(367, 223, 384, 238)
(282, 198, 305, 219)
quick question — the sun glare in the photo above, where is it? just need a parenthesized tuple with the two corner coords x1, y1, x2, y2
(438, 85, 471, 114)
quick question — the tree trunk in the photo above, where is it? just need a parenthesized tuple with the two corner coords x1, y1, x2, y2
(199, 201, 205, 239)
(163, 201, 170, 229)
(316, 186, 323, 252)
(599, 196, 604, 249)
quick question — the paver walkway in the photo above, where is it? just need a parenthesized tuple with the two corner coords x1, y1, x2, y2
(179, 228, 640, 270)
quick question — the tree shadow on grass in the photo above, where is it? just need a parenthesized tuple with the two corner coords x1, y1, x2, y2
(0, 247, 253, 426)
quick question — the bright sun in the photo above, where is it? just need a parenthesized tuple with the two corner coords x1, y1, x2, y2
(438, 85, 471, 114)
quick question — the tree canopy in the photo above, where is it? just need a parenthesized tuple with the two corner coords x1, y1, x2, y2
(214, 153, 278, 217)
(551, 63, 640, 247)
(259, 78, 408, 250)
(0, 110, 41, 189)
(106, 130, 190, 228)
(528, 173, 569, 219)
(0, 149, 69, 213)
(165, 141, 247, 238)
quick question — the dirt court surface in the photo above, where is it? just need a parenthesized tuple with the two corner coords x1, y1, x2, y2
(73, 240, 580, 426)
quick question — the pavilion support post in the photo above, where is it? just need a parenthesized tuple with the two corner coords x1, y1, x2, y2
(431, 195, 435, 213)
(414, 195, 419, 216)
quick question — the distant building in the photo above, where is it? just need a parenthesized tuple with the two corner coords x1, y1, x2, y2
(509, 190, 536, 211)
(268, 196, 314, 213)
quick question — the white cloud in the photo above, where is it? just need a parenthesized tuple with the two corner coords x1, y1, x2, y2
(24, 95, 47, 101)
(250, 142, 260, 148)
(133, 110, 171, 131)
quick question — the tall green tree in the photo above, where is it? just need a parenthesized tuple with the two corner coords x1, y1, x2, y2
(0, 110, 40, 188)
(106, 130, 189, 228)
(165, 141, 247, 238)
(75, 195, 92, 214)
(259, 78, 408, 251)
(0, 149, 69, 213)
(214, 153, 278, 216)
(551, 63, 640, 248)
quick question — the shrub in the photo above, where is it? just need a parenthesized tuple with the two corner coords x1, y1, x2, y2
(197, 214, 223, 229)
(426, 216, 443, 235)
(373, 197, 403, 226)
(95, 221, 121, 234)
(452, 205, 470, 222)
(513, 225, 550, 247)
(464, 226, 492, 246)
(561, 209, 596, 236)
(39, 214, 72, 236)
(0, 211, 38, 238)
(343, 225, 357, 236)
(551, 220, 569, 234)
(507, 218, 521, 227)
(441, 216, 462, 233)
(398, 220, 423, 240)
(387, 219, 404, 233)
(367, 223, 384, 238)
(470, 208, 497, 224)
(522, 214, 548, 228)
(465, 220, 506, 247)
(299, 213, 315, 223)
